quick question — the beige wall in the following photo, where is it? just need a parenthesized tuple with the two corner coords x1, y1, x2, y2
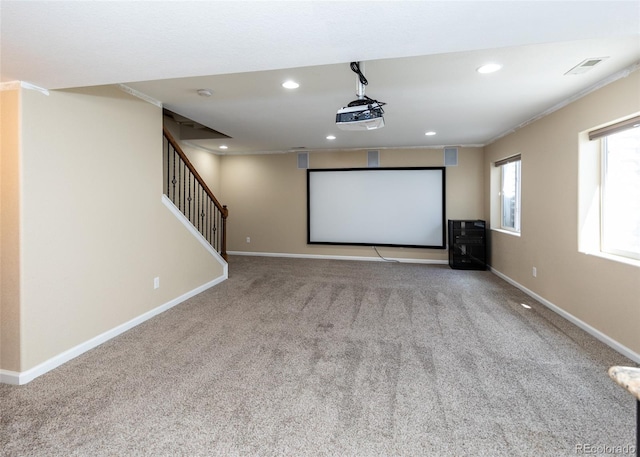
(484, 71, 640, 356)
(4, 85, 224, 372)
(221, 146, 484, 261)
(1, 88, 22, 371)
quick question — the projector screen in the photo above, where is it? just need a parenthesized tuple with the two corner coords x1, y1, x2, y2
(307, 167, 446, 248)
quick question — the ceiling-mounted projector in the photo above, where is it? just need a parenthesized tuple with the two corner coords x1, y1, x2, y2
(336, 61, 386, 131)
(336, 102, 385, 131)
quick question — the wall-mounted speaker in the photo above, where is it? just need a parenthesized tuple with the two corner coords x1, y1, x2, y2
(367, 150, 380, 168)
(444, 147, 458, 166)
(297, 152, 309, 169)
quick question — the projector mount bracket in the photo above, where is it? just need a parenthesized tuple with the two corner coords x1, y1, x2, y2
(346, 61, 386, 111)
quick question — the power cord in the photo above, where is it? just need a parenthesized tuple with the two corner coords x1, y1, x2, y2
(372, 246, 399, 262)
(350, 61, 368, 85)
(348, 62, 386, 112)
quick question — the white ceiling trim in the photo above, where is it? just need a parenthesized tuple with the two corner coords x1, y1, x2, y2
(0, 80, 49, 95)
(118, 84, 162, 108)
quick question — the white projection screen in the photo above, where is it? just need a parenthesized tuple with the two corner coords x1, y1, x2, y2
(307, 167, 446, 248)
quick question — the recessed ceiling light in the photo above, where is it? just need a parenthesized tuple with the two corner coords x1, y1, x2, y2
(425, 131, 437, 136)
(326, 135, 336, 140)
(282, 80, 300, 89)
(197, 88, 213, 97)
(219, 145, 228, 150)
(477, 63, 502, 74)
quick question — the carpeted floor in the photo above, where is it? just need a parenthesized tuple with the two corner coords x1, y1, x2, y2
(1, 255, 637, 456)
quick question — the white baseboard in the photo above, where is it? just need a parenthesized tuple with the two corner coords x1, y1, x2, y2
(0, 274, 226, 386)
(227, 250, 449, 265)
(490, 267, 640, 364)
(0, 370, 21, 385)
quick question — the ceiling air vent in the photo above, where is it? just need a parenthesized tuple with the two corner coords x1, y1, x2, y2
(565, 57, 609, 75)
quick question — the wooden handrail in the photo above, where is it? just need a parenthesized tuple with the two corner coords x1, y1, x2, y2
(163, 126, 228, 219)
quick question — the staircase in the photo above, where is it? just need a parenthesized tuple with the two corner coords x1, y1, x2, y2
(163, 127, 228, 261)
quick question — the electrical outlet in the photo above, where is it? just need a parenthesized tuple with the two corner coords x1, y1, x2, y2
(246, 237, 251, 243)
(532, 267, 537, 278)
(154, 277, 160, 289)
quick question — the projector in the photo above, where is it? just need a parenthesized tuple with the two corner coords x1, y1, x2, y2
(336, 102, 385, 131)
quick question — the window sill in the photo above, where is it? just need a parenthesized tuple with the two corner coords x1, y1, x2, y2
(579, 250, 640, 268)
(491, 228, 521, 237)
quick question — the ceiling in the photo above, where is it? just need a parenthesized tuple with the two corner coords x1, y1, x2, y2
(2, 1, 639, 154)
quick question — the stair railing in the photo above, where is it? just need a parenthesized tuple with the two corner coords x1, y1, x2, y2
(163, 127, 228, 261)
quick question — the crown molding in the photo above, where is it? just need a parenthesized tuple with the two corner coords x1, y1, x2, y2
(118, 84, 162, 108)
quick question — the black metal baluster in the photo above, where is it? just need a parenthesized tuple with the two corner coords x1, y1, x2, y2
(202, 194, 206, 240)
(212, 207, 216, 250)
(192, 174, 196, 224)
(215, 203, 218, 248)
(206, 198, 209, 244)
(216, 204, 219, 249)
(184, 162, 188, 215)
(192, 175, 195, 225)
(182, 162, 186, 214)
(207, 199, 212, 245)
(198, 184, 202, 234)
(171, 146, 176, 202)
(178, 157, 183, 211)
(195, 180, 198, 230)
(188, 171, 192, 221)
(213, 208, 220, 251)
(185, 171, 189, 219)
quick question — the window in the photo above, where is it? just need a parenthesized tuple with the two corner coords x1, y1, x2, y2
(599, 122, 640, 260)
(496, 155, 521, 233)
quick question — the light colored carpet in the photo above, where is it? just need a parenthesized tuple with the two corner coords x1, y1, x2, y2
(1, 255, 637, 456)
